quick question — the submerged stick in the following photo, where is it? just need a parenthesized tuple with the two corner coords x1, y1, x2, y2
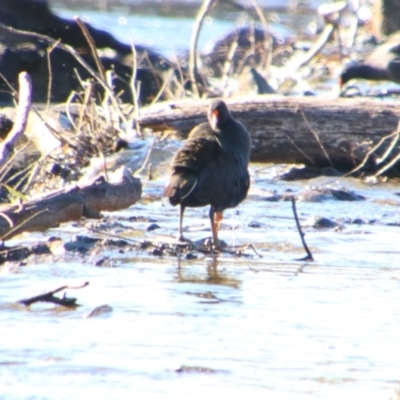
(291, 197, 314, 261)
(18, 282, 89, 307)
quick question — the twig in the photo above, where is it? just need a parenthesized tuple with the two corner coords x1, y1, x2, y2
(299, 107, 335, 169)
(129, 37, 141, 135)
(291, 197, 314, 261)
(345, 122, 400, 176)
(75, 17, 106, 81)
(150, 68, 175, 106)
(0, 71, 17, 100)
(0, 141, 30, 180)
(133, 138, 156, 175)
(0, 23, 129, 129)
(347, 2, 359, 48)
(189, 0, 217, 98)
(246, 243, 262, 258)
(0, 208, 48, 242)
(45, 40, 60, 113)
(293, 23, 335, 69)
(168, 45, 187, 99)
(17, 282, 89, 307)
(285, 132, 316, 165)
(78, 222, 141, 243)
(249, 0, 273, 71)
(375, 127, 400, 165)
(65, 91, 79, 131)
(375, 151, 400, 176)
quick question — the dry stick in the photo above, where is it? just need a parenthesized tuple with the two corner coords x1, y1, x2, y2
(299, 107, 335, 169)
(246, 243, 262, 258)
(17, 282, 89, 307)
(291, 197, 314, 262)
(0, 69, 69, 147)
(0, 140, 31, 180)
(91, 104, 109, 182)
(169, 44, 187, 99)
(375, 123, 400, 165)
(295, 23, 335, 69)
(189, 0, 217, 98)
(0, 208, 48, 242)
(222, 39, 239, 96)
(102, 69, 113, 125)
(249, 0, 273, 71)
(0, 23, 129, 129)
(345, 124, 400, 176)
(5, 155, 42, 190)
(77, 81, 93, 133)
(285, 132, 316, 166)
(0, 212, 14, 229)
(21, 160, 42, 193)
(79, 222, 141, 243)
(75, 17, 106, 81)
(65, 91, 79, 131)
(133, 138, 156, 175)
(150, 69, 175, 106)
(347, 4, 359, 48)
(375, 151, 400, 176)
(45, 40, 60, 113)
(129, 38, 141, 136)
(0, 71, 17, 100)
(0, 72, 31, 169)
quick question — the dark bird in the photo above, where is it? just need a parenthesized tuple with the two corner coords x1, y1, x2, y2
(340, 32, 400, 88)
(163, 100, 252, 246)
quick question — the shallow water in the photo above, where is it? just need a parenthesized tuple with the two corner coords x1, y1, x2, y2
(2, 163, 400, 399)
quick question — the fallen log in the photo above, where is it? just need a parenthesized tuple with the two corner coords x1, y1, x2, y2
(139, 96, 400, 173)
(0, 167, 142, 241)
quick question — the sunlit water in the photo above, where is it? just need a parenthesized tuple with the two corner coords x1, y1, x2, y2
(50, 0, 320, 58)
(2, 164, 400, 400)
(2, 1, 400, 399)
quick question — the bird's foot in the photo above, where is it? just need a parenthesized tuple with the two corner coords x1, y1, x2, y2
(176, 234, 193, 244)
(203, 237, 227, 252)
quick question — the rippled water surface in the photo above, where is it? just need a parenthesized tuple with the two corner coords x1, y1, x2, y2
(2, 163, 400, 400)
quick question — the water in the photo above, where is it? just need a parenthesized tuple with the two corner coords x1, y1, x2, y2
(49, 0, 321, 58)
(2, 1, 400, 399)
(2, 165, 400, 399)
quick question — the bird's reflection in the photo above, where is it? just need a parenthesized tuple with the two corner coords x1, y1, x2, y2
(175, 256, 241, 289)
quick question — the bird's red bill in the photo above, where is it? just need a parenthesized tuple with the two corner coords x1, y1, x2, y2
(210, 109, 219, 128)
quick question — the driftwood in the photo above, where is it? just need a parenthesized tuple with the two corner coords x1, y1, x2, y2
(139, 96, 400, 172)
(0, 72, 31, 168)
(17, 282, 89, 308)
(0, 167, 142, 241)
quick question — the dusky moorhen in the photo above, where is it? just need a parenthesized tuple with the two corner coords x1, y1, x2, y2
(340, 32, 400, 87)
(163, 100, 252, 246)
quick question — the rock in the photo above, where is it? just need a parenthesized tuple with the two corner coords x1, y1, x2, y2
(0, 0, 178, 104)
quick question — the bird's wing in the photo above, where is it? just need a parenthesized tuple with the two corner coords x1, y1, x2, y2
(163, 122, 221, 205)
(163, 169, 197, 206)
(389, 43, 400, 57)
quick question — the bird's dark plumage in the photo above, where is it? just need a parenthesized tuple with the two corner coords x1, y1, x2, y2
(340, 32, 400, 87)
(163, 100, 252, 246)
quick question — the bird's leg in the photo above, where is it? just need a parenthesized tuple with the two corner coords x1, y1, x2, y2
(209, 205, 219, 247)
(178, 204, 186, 241)
(214, 211, 224, 231)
